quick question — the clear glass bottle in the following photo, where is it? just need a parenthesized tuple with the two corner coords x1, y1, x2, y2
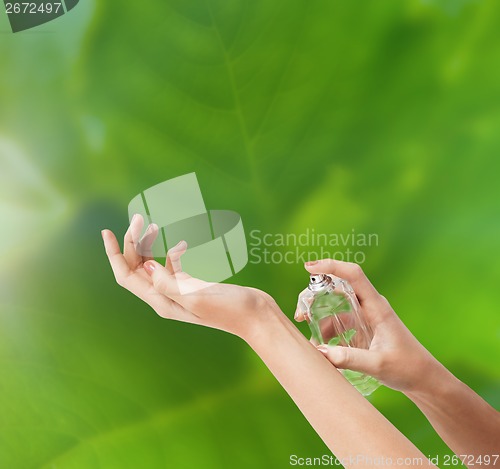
(297, 274, 381, 396)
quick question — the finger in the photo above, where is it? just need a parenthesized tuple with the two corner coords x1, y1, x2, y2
(143, 260, 211, 310)
(294, 307, 306, 322)
(294, 288, 310, 322)
(139, 223, 159, 262)
(124, 214, 144, 266)
(316, 345, 383, 377)
(102, 229, 132, 284)
(165, 240, 187, 274)
(304, 259, 380, 305)
(103, 229, 200, 324)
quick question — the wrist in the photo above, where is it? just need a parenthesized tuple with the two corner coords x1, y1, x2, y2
(404, 355, 457, 403)
(240, 299, 290, 348)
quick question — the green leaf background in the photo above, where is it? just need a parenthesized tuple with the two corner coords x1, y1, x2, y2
(1, 0, 499, 467)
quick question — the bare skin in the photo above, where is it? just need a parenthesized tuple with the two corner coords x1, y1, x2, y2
(297, 259, 500, 465)
(101, 214, 436, 468)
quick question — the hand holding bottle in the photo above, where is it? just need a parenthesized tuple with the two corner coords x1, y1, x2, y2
(295, 258, 442, 394)
(295, 258, 500, 464)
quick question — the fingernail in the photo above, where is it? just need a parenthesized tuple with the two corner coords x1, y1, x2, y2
(131, 214, 137, 222)
(305, 260, 318, 266)
(316, 345, 328, 354)
(144, 261, 156, 275)
(173, 240, 187, 250)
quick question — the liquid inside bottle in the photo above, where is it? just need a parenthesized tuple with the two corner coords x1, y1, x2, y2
(297, 274, 381, 396)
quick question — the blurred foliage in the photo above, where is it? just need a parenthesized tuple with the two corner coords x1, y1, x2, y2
(1, 0, 500, 467)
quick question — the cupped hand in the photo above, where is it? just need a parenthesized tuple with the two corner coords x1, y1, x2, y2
(101, 214, 278, 339)
(295, 259, 441, 393)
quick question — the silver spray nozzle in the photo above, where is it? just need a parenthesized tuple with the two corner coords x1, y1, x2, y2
(308, 274, 333, 292)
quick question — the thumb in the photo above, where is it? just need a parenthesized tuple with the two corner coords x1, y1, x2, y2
(144, 260, 182, 297)
(143, 260, 212, 305)
(317, 345, 382, 377)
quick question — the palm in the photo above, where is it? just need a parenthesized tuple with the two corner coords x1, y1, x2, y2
(102, 216, 199, 324)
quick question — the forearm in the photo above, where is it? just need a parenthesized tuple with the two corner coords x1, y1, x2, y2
(244, 305, 434, 467)
(405, 362, 500, 463)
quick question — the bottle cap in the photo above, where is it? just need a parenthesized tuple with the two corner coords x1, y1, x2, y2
(308, 274, 333, 292)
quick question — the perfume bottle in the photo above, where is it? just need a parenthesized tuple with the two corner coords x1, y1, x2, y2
(297, 274, 381, 396)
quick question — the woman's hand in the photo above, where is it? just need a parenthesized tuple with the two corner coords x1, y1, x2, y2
(101, 214, 279, 340)
(295, 259, 442, 394)
(296, 259, 500, 464)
